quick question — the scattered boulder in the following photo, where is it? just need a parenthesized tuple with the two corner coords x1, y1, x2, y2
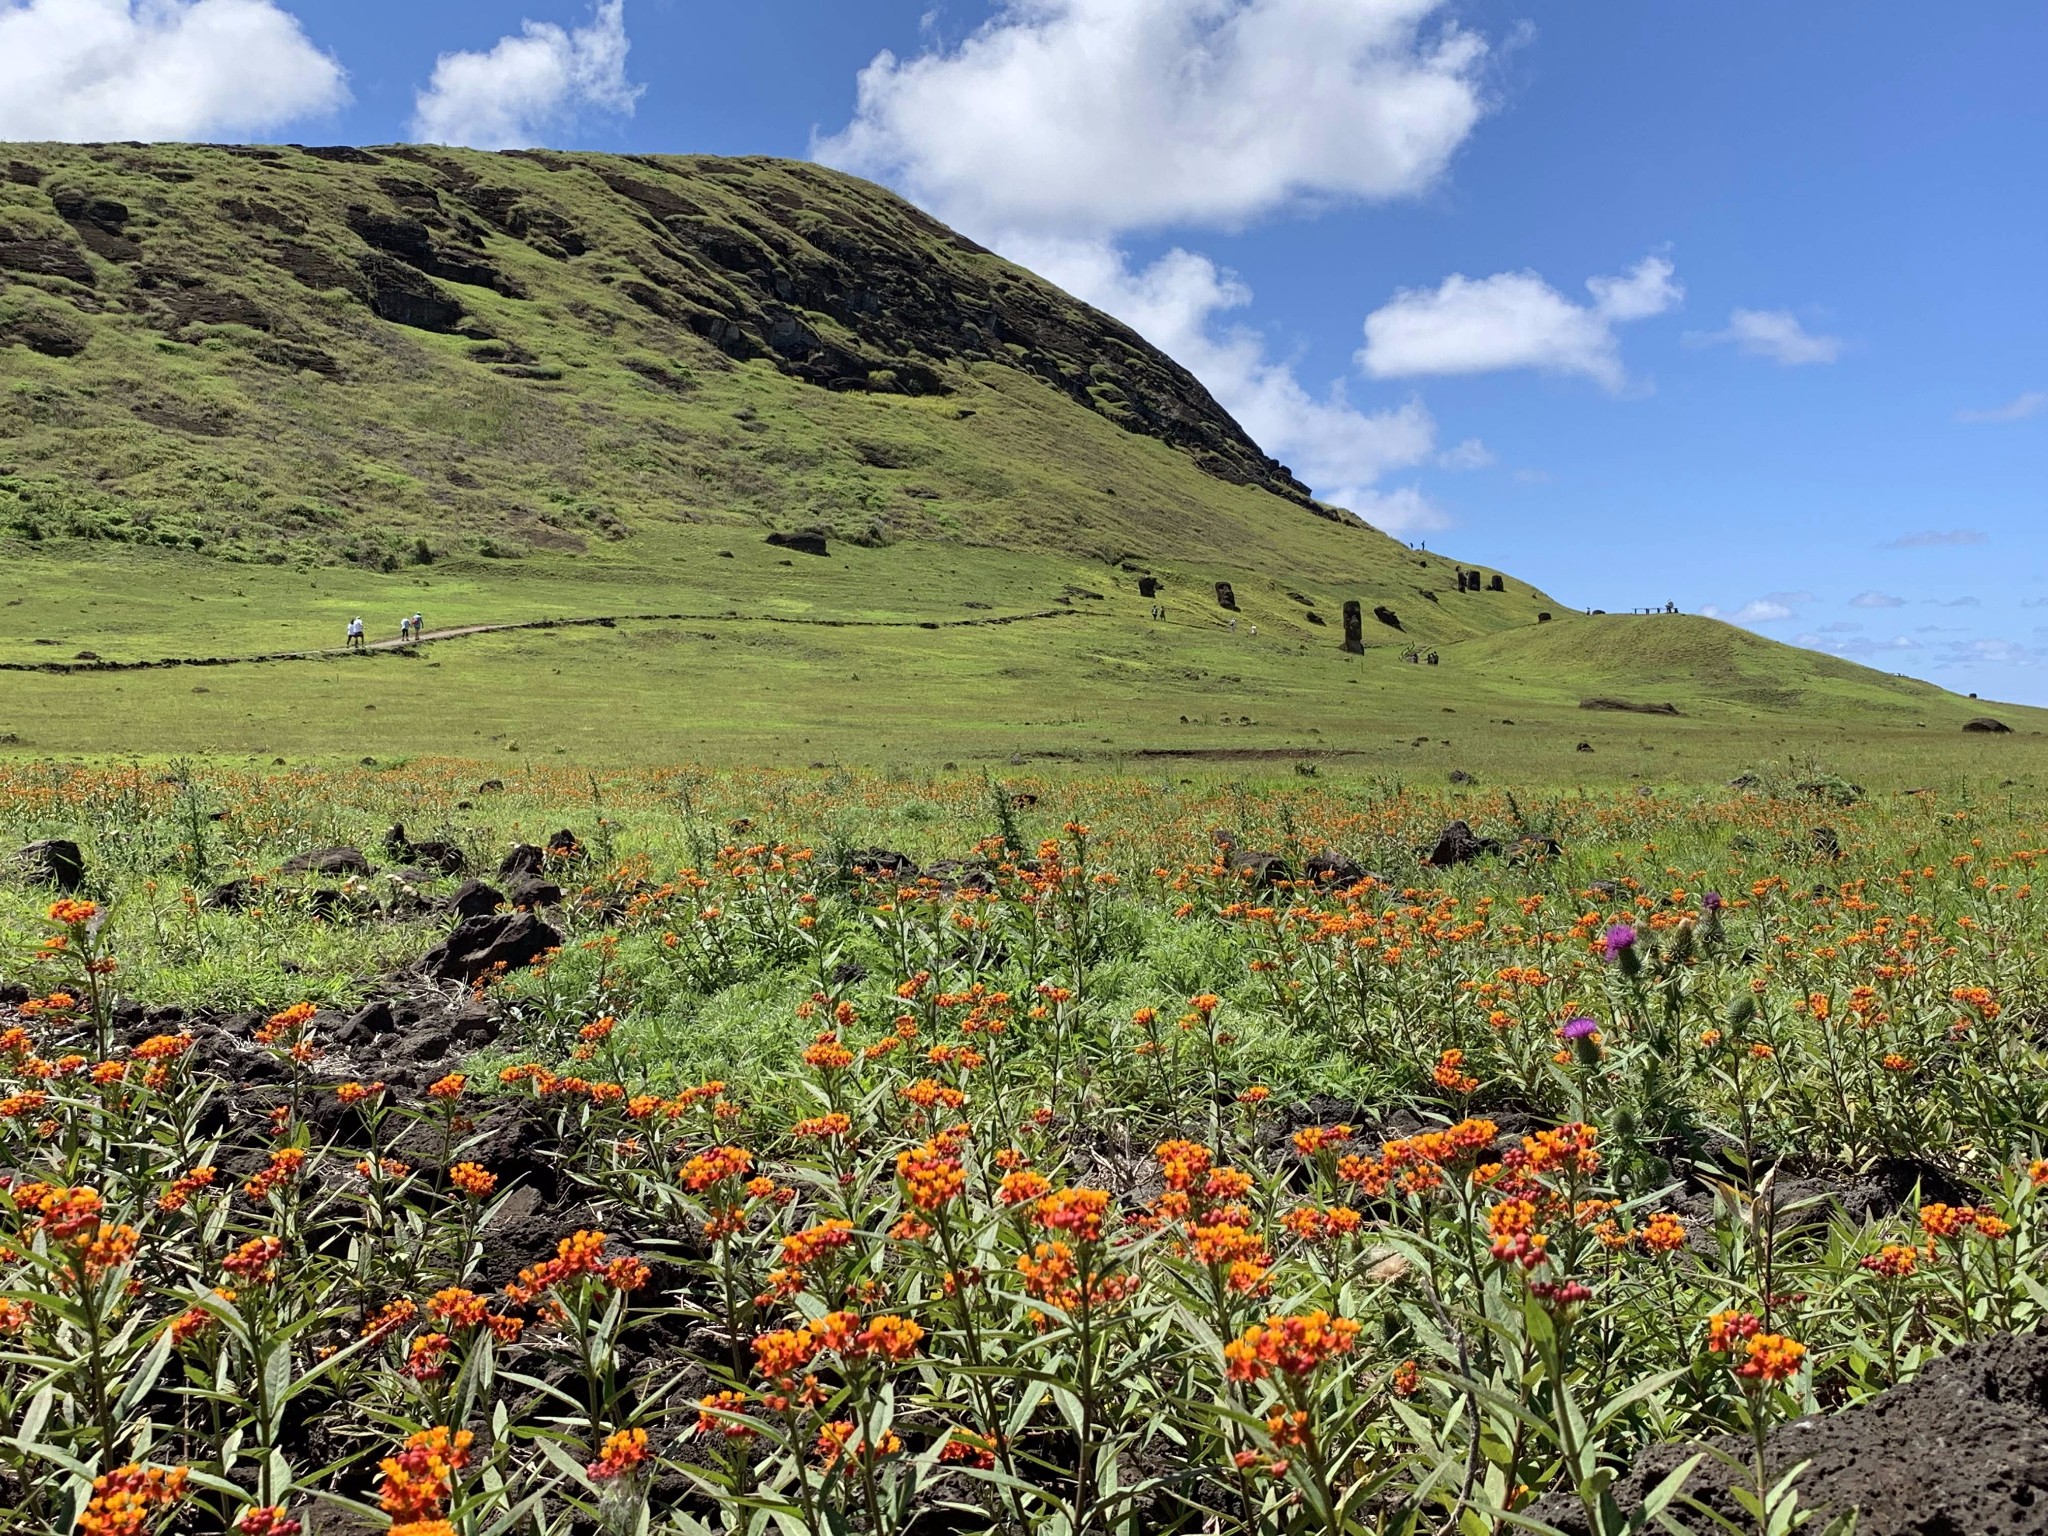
(1448, 769, 1475, 785)
(281, 846, 371, 877)
(503, 874, 563, 910)
(1535, 1332, 2048, 1536)
(544, 829, 584, 863)
(924, 859, 995, 894)
(846, 847, 919, 881)
(1580, 698, 1682, 716)
(1423, 821, 1501, 868)
(1224, 847, 1291, 885)
(1304, 850, 1373, 886)
(1965, 716, 2013, 734)
(204, 878, 257, 911)
(1576, 742, 1594, 753)
(1810, 825, 1843, 860)
(385, 823, 466, 875)
(765, 530, 829, 556)
(499, 844, 544, 877)
(420, 911, 562, 985)
(15, 838, 85, 891)
(442, 879, 505, 921)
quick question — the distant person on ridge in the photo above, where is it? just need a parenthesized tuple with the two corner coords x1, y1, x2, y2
(346, 616, 364, 651)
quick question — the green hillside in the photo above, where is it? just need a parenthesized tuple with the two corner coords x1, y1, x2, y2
(0, 141, 2039, 779)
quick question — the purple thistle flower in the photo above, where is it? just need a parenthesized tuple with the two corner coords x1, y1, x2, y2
(1603, 923, 1638, 960)
(1561, 1017, 1600, 1041)
(1702, 891, 1724, 913)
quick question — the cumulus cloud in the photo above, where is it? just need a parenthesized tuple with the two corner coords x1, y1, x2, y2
(1010, 236, 1446, 531)
(0, 0, 346, 140)
(1437, 437, 1493, 470)
(1881, 529, 1987, 549)
(1357, 256, 1681, 390)
(1934, 637, 2044, 669)
(1803, 633, 1919, 662)
(1850, 591, 1906, 608)
(412, 0, 640, 149)
(1956, 390, 2046, 424)
(816, 2, 1497, 532)
(1688, 308, 1841, 366)
(815, 0, 1488, 239)
(1702, 590, 1814, 624)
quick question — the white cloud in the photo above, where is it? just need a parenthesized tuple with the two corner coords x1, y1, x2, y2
(1689, 308, 1841, 366)
(1850, 591, 1906, 608)
(0, 0, 346, 140)
(1935, 637, 2044, 669)
(1957, 390, 2046, 424)
(1012, 236, 1445, 531)
(1357, 256, 1681, 390)
(1703, 589, 1814, 625)
(814, 1, 1496, 527)
(1437, 437, 1493, 470)
(815, 0, 1488, 240)
(411, 0, 640, 149)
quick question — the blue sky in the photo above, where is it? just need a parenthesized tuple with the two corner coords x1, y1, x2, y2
(5, 1, 2043, 702)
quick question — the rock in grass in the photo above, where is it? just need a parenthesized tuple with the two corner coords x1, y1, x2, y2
(1965, 716, 2013, 733)
(442, 879, 505, 920)
(15, 838, 85, 891)
(421, 911, 562, 984)
(281, 846, 371, 877)
(1423, 821, 1501, 867)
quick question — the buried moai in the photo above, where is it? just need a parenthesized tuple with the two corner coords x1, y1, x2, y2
(1214, 581, 1238, 611)
(1137, 576, 1160, 598)
(1341, 599, 1365, 654)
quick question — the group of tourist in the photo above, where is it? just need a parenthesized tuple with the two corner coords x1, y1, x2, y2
(342, 613, 426, 651)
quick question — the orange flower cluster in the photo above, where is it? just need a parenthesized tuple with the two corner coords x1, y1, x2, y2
(1190, 1220, 1273, 1293)
(793, 1111, 853, 1139)
(1486, 1199, 1548, 1270)
(695, 1390, 755, 1439)
(1341, 1118, 1498, 1198)
(504, 1229, 643, 1305)
(378, 1426, 473, 1523)
(1860, 1244, 1918, 1279)
(750, 1310, 925, 1384)
(1431, 1048, 1479, 1096)
(76, 1463, 188, 1536)
(1222, 1310, 1361, 1382)
(1920, 1203, 2010, 1241)
(157, 1165, 217, 1212)
(1035, 1186, 1112, 1243)
(242, 1147, 305, 1201)
(1636, 1213, 1688, 1254)
(815, 1420, 902, 1471)
(897, 1139, 967, 1210)
(448, 1162, 496, 1199)
(587, 1426, 649, 1480)
(224, 1235, 284, 1283)
(681, 1145, 754, 1192)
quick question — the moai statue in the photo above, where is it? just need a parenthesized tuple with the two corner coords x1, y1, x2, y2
(1341, 599, 1364, 654)
(1488, 574, 1505, 592)
(1138, 576, 1160, 598)
(1215, 581, 1238, 611)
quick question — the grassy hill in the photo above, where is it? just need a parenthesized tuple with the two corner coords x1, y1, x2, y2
(0, 141, 2040, 781)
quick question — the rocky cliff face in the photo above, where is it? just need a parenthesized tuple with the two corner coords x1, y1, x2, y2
(0, 142, 1310, 505)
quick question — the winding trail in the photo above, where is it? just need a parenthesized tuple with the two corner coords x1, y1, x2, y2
(0, 606, 1093, 676)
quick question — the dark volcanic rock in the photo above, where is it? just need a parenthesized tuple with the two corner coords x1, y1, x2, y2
(502, 874, 563, 910)
(1536, 1333, 2048, 1536)
(15, 838, 85, 891)
(442, 878, 505, 920)
(1423, 821, 1501, 868)
(499, 843, 545, 877)
(281, 846, 371, 877)
(765, 530, 829, 556)
(1224, 847, 1292, 886)
(846, 847, 919, 881)
(205, 878, 257, 911)
(1966, 716, 2014, 734)
(1305, 850, 1373, 886)
(420, 911, 562, 984)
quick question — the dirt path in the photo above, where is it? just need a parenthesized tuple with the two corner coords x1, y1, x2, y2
(0, 606, 1092, 676)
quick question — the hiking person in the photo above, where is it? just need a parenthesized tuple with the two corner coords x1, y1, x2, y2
(411, 612, 424, 641)
(346, 616, 364, 651)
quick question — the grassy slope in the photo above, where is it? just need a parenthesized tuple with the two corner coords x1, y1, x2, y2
(0, 144, 2038, 782)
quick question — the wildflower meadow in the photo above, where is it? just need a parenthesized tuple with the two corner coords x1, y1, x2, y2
(1, 760, 2044, 1535)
